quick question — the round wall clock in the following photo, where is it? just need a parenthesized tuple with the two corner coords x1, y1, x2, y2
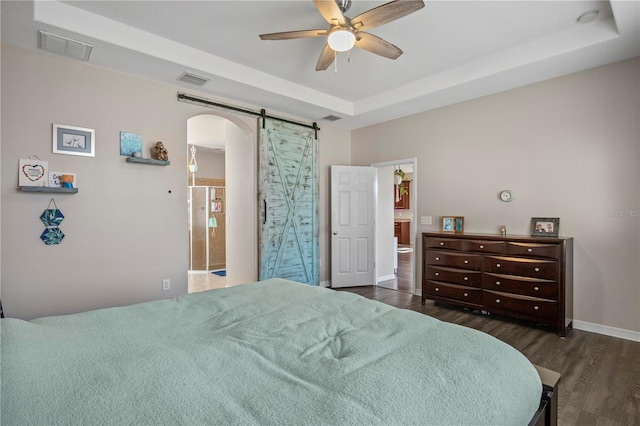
(500, 190, 513, 202)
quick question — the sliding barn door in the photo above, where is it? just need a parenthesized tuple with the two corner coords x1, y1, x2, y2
(258, 119, 318, 285)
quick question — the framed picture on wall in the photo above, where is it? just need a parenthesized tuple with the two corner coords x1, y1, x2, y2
(531, 217, 559, 237)
(52, 124, 95, 157)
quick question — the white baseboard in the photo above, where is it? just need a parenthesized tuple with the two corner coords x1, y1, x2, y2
(319, 280, 331, 288)
(376, 274, 396, 283)
(573, 320, 640, 342)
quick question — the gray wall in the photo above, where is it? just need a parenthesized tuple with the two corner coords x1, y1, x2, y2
(0, 44, 350, 319)
(351, 58, 640, 334)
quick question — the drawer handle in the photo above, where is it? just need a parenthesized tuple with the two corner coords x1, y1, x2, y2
(534, 267, 540, 272)
(434, 272, 440, 276)
(463, 293, 469, 297)
(534, 306, 539, 311)
(440, 242, 445, 246)
(435, 287, 440, 292)
(496, 263, 501, 268)
(528, 248, 533, 253)
(464, 260, 469, 264)
(495, 299, 501, 304)
(534, 286, 539, 291)
(479, 245, 484, 249)
(435, 257, 440, 261)
(495, 281, 501, 286)
(464, 276, 469, 281)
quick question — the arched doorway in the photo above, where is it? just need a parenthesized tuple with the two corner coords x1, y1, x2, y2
(186, 113, 258, 292)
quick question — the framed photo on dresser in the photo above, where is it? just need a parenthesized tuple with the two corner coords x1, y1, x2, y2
(531, 217, 559, 237)
(442, 216, 464, 233)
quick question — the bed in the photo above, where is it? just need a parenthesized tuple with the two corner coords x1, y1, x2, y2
(1, 278, 551, 425)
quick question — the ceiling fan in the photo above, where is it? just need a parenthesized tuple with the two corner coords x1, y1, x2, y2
(259, 0, 425, 71)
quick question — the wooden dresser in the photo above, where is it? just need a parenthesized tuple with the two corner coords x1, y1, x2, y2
(422, 232, 573, 336)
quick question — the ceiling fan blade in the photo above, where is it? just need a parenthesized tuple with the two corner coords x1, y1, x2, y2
(355, 32, 403, 59)
(351, 0, 425, 31)
(260, 29, 328, 40)
(313, 0, 346, 25)
(315, 44, 335, 71)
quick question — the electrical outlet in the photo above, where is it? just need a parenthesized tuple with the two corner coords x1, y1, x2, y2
(162, 279, 170, 291)
(421, 216, 432, 225)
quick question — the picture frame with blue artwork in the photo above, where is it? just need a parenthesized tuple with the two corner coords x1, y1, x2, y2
(454, 216, 464, 233)
(442, 216, 464, 233)
(120, 131, 142, 156)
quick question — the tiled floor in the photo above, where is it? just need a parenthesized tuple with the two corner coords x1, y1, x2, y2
(188, 270, 226, 293)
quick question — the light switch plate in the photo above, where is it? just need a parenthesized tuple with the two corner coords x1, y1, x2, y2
(421, 216, 432, 225)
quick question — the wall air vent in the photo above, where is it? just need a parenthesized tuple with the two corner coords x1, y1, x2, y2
(38, 30, 93, 61)
(322, 115, 342, 121)
(177, 72, 210, 87)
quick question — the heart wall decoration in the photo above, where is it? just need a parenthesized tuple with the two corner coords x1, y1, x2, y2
(18, 159, 48, 187)
(22, 164, 45, 181)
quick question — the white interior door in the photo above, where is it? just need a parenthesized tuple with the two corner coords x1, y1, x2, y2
(330, 165, 376, 288)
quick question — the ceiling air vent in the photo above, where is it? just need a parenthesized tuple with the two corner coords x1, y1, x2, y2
(322, 115, 342, 121)
(177, 72, 210, 87)
(38, 30, 92, 61)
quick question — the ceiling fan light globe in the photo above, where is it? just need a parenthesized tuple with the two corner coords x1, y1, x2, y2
(328, 29, 356, 52)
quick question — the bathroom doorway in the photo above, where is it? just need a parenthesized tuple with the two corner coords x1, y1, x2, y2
(186, 113, 258, 292)
(371, 159, 417, 294)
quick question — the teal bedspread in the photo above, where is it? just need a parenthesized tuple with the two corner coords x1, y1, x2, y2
(1, 278, 541, 425)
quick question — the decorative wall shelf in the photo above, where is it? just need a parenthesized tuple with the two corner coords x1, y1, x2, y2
(126, 157, 170, 166)
(20, 186, 78, 194)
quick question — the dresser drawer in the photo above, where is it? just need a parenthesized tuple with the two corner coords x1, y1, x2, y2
(426, 266, 482, 287)
(484, 290, 558, 320)
(506, 242, 559, 259)
(424, 237, 463, 251)
(425, 250, 482, 270)
(425, 281, 482, 305)
(485, 256, 559, 280)
(483, 273, 558, 299)
(462, 240, 505, 254)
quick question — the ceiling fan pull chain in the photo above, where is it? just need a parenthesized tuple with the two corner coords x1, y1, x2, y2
(347, 49, 351, 63)
(334, 51, 338, 73)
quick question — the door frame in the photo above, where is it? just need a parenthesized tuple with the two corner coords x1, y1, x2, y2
(370, 158, 418, 294)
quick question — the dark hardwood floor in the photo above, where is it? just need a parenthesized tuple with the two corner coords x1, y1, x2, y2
(377, 247, 414, 293)
(335, 286, 640, 426)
